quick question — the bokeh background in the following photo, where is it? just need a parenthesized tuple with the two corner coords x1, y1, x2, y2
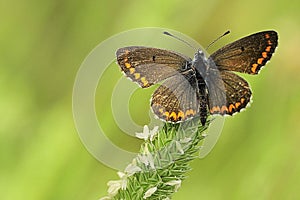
(1, 0, 300, 199)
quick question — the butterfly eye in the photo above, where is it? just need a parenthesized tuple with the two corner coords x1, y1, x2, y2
(194, 50, 205, 61)
(198, 50, 204, 56)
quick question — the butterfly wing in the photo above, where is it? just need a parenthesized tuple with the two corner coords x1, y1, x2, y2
(151, 69, 200, 123)
(209, 31, 278, 74)
(116, 46, 192, 88)
(208, 70, 251, 115)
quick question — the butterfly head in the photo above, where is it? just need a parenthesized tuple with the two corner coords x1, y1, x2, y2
(191, 49, 210, 77)
(194, 49, 206, 61)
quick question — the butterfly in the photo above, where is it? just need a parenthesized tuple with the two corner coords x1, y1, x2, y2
(116, 31, 278, 125)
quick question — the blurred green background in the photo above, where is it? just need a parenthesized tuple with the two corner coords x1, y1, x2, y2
(1, 0, 299, 199)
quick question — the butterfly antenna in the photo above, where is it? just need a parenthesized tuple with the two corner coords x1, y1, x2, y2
(206, 30, 230, 50)
(163, 31, 197, 51)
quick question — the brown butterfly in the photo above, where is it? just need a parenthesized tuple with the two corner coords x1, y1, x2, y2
(116, 31, 278, 125)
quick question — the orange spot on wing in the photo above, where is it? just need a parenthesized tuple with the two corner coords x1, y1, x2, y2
(262, 52, 268, 58)
(220, 105, 228, 113)
(163, 111, 169, 118)
(228, 104, 235, 113)
(129, 68, 135, 74)
(235, 102, 241, 109)
(265, 46, 272, 52)
(211, 106, 220, 113)
(124, 62, 131, 68)
(170, 112, 177, 121)
(185, 110, 191, 116)
(251, 64, 258, 73)
(240, 98, 245, 104)
(268, 40, 272, 45)
(257, 58, 264, 65)
(134, 73, 140, 79)
(177, 110, 185, 120)
(140, 77, 149, 87)
(185, 109, 195, 116)
(265, 33, 270, 39)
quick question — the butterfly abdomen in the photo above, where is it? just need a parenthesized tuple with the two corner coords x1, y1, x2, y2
(197, 76, 209, 126)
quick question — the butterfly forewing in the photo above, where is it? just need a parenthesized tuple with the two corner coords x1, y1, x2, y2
(151, 69, 200, 123)
(116, 46, 191, 88)
(210, 31, 278, 74)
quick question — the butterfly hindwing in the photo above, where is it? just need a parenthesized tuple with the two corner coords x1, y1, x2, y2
(151, 69, 199, 123)
(208, 71, 251, 115)
(116, 46, 192, 88)
(210, 31, 278, 74)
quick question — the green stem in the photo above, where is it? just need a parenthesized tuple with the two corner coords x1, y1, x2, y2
(102, 118, 209, 200)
